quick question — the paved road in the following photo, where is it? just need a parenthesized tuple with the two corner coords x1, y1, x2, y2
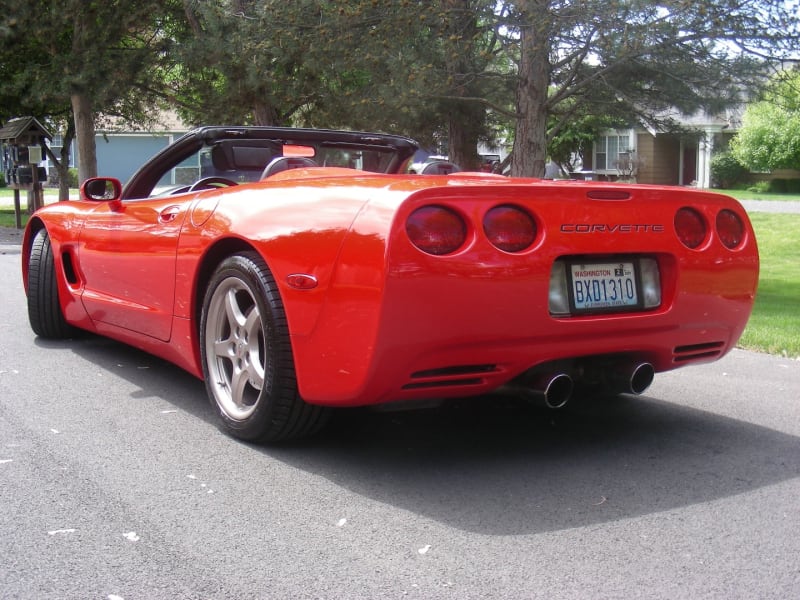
(739, 199, 800, 213)
(1, 253, 799, 599)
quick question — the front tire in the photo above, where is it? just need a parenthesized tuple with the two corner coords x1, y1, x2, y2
(200, 253, 330, 443)
(27, 229, 76, 339)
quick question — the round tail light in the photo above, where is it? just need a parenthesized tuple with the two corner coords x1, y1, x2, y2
(483, 205, 537, 252)
(406, 205, 467, 255)
(716, 209, 745, 249)
(674, 207, 707, 249)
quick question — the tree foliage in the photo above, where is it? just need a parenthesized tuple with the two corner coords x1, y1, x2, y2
(505, 0, 800, 175)
(547, 111, 626, 173)
(710, 151, 750, 188)
(172, 0, 508, 167)
(2, 0, 800, 182)
(173, 0, 330, 126)
(730, 67, 800, 172)
(0, 0, 183, 186)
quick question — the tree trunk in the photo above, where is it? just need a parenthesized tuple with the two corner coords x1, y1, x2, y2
(442, 0, 482, 171)
(43, 119, 76, 201)
(71, 92, 97, 184)
(448, 110, 482, 171)
(58, 122, 76, 201)
(253, 100, 279, 126)
(511, 0, 552, 178)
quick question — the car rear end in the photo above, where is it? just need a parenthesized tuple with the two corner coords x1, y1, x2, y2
(349, 178, 758, 406)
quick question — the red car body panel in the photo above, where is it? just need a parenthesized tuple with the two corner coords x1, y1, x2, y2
(22, 128, 758, 411)
(285, 177, 757, 404)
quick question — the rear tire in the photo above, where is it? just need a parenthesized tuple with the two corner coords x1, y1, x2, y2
(200, 253, 330, 443)
(27, 229, 76, 339)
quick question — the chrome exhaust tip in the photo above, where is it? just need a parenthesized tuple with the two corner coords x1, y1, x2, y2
(628, 362, 655, 395)
(539, 373, 574, 409)
(602, 362, 655, 395)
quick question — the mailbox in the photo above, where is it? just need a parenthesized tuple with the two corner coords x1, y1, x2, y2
(0, 116, 52, 226)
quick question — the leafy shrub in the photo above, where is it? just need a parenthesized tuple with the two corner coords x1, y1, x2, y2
(67, 168, 79, 188)
(747, 181, 771, 193)
(711, 151, 750, 188)
(746, 178, 800, 194)
(0, 173, 5, 188)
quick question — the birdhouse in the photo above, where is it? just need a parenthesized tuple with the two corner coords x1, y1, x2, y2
(0, 116, 52, 227)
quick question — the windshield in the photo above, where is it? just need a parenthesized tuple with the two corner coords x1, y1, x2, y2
(122, 126, 419, 200)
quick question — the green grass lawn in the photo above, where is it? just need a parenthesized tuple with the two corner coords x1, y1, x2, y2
(0, 187, 38, 200)
(737, 212, 800, 358)
(2, 189, 798, 358)
(0, 208, 26, 228)
(714, 188, 800, 202)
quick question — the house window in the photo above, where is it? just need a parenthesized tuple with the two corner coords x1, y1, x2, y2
(595, 134, 631, 172)
(49, 135, 74, 168)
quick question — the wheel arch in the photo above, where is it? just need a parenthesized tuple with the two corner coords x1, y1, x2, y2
(192, 237, 266, 337)
(21, 217, 47, 291)
(196, 246, 332, 442)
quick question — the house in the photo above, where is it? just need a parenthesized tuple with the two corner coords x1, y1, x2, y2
(584, 108, 738, 188)
(587, 107, 800, 188)
(47, 112, 190, 184)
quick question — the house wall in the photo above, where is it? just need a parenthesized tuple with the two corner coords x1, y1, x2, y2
(636, 133, 680, 186)
(750, 168, 800, 185)
(753, 168, 800, 178)
(96, 134, 175, 183)
(50, 132, 181, 185)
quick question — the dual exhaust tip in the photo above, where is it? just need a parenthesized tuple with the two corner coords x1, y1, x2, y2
(535, 362, 655, 409)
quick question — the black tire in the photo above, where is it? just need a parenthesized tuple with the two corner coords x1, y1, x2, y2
(27, 229, 76, 339)
(200, 252, 330, 443)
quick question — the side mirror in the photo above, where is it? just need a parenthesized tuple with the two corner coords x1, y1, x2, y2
(81, 177, 123, 202)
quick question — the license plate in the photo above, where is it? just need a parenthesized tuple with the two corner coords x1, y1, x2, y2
(569, 261, 639, 312)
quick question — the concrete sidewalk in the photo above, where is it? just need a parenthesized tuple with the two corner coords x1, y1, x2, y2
(739, 200, 800, 214)
(0, 227, 23, 254)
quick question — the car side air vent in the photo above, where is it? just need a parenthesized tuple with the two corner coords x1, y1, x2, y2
(402, 364, 499, 390)
(672, 342, 725, 363)
(61, 251, 79, 285)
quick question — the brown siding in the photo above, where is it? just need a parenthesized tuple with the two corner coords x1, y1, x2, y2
(635, 133, 656, 183)
(751, 168, 800, 182)
(635, 133, 682, 185)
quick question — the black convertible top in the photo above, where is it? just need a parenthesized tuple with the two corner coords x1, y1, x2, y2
(122, 126, 420, 199)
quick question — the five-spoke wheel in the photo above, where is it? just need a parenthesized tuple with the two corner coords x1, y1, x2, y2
(204, 276, 266, 421)
(200, 253, 329, 442)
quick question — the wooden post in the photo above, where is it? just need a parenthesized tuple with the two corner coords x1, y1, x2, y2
(13, 188, 21, 229)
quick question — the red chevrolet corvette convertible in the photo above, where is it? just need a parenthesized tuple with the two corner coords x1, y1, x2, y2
(22, 127, 759, 442)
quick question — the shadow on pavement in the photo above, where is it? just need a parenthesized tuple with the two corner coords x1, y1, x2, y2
(55, 332, 800, 536)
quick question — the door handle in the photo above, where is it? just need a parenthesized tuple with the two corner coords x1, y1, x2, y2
(159, 206, 181, 223)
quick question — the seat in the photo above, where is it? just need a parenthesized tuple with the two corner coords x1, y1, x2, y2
(260, 156, 318, 179)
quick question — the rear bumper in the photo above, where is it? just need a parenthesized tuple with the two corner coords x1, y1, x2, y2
(290, 185, 758, 406)
(293, 258, 755, 406)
